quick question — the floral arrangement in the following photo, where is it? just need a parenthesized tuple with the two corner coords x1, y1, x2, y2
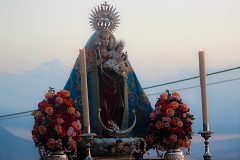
(145, 90, 194, 151)
(31, 88, 82, 154)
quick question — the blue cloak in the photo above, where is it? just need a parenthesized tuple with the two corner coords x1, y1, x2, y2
(64, 30, 153, 138)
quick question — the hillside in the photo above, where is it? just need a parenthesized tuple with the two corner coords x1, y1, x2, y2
(0, 127, 39, 160)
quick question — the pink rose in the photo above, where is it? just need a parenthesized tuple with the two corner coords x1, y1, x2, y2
(187, 118, 192, 123)
(177, 120, 183, 127)
(181, 103, 189, 112)
(59, 90, 70, 97)
(150, 112, 156, 120)
(68, 138, 77, 148)
(55, 97, 63, 104)
(170, 92, 181, 101)
(55, 125, 62, 134)
(47, 138, 55, 149)
(172, 92, 180, 97)
(162, 116, 171, 123)
(178, 139, 185, 148)
(45, 107, 54, 115)
(56, 118, 64, 125)
(34, 111, 42, 119)
(155, 109, 161, 115)
(155, 121, 164, 129)
(170, 101, 179, 109)
(67, 107, 75, 115)
(160, 93, 168, 100)
(38, 125, 47, 135)
(183, 113, 187, 118)
(166, 108, 174, 117)
(169, 134, 177, 143)
(155, 105, 162, 110)
(164, 122, 170, 127)
(76, 120, 82, 130)
(71, 121, 78, 130)
(67, 126, 76, 137)
(75, 111, 81, 118)
(44, 92, 54, 99)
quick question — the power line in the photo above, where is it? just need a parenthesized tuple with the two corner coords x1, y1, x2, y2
(0, 66, 239, 120)
(147, 77, 240, 97)
(143, 66, 240, 90)
(0, 114, 31, 121)
(0, 110, 34, 119)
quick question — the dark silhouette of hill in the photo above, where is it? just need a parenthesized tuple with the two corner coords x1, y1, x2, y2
(0, 126, 39, 160)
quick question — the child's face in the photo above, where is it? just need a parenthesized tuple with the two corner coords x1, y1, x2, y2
(122, 145, 130, 153)
(116, 46, 124, 53)
(116, 142, 124, 151)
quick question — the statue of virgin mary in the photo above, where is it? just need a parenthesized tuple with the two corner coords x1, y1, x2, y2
(64, 2, 153, 138)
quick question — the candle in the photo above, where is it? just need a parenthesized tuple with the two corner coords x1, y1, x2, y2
(79, 48, 91, 133)
(198, 49, 209, 131)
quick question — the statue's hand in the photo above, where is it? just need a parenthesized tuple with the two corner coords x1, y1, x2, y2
(97, 58, 104, 66)
(122, 52, 128, 60)
(124, 53, 128, 59)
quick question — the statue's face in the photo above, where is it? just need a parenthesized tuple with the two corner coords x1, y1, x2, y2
(100, 34, 110, 47)
(116, 45, 124, 54)
(122, 145, 130, 153)
(115, 142, 124, 151)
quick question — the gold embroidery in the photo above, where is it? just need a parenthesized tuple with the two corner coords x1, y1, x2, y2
(88, 50, 93, 57)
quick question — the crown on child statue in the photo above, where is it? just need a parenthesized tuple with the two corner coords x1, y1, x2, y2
(117, 39, 126, 48)
(89, 1, 120, 32)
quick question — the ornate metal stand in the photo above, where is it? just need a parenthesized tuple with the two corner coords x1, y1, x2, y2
(198, 131, 214, 160)
(80, 133, 97, 160)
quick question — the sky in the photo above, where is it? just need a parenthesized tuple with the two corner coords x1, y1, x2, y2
(1, 0, 240, 77)
(0, 0, 240, 158)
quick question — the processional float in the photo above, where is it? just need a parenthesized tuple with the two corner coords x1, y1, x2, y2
(33, 1, 214, 160)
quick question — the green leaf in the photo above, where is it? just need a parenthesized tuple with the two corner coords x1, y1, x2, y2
(31, 110, 37, 116)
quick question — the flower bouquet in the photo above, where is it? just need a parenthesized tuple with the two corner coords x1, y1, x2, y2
(145, 90, 194, 156)
(31, 88, 82, 158)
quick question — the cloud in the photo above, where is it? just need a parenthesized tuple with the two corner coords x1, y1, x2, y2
(0, 59, 70, 113)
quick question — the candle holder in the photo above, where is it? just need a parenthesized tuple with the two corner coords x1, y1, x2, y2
(80, 133, 97, 160)
(198, 131, 214, 160)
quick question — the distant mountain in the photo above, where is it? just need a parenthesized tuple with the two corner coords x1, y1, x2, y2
(0, 127, 39, 160)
